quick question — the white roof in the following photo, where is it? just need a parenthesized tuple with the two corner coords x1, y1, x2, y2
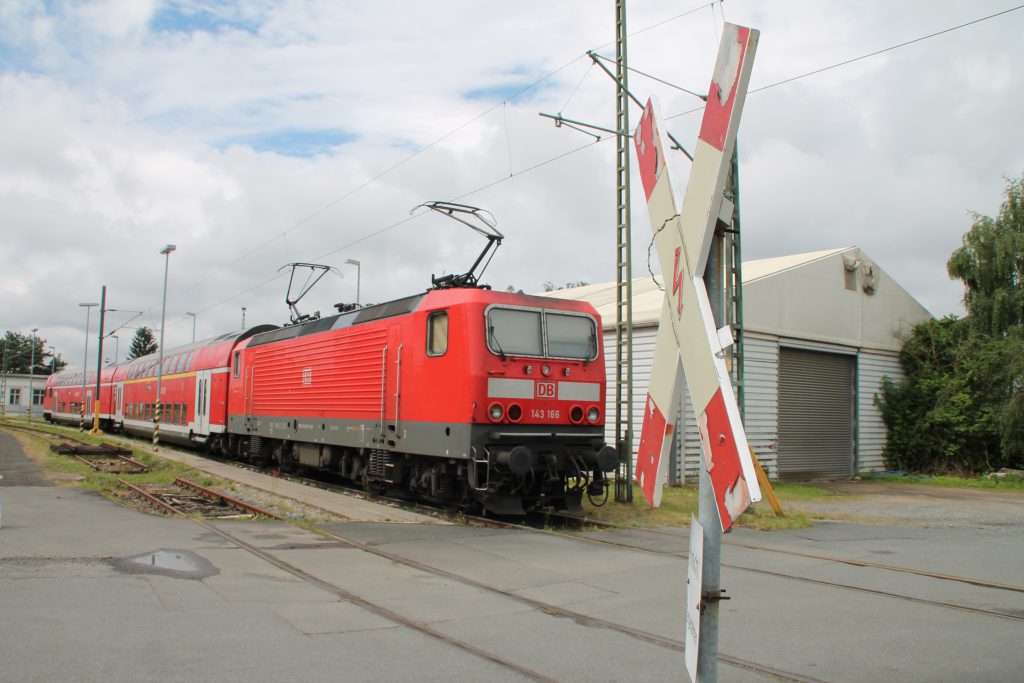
(541, 246, 932, 352)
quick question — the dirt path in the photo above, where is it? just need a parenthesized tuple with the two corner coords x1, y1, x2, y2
(785, 480, 1024, 527)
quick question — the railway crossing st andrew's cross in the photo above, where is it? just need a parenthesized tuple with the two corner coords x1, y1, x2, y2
(633, 23, 761, 533)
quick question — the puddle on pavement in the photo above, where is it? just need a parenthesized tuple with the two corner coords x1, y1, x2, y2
(111, 548, 219, 579)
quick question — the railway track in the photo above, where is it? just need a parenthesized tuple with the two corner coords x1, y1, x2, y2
(119, 477, 283, 520)
(478, 512, 1024, 624)
(546, 512, 1024, 594)
(9, 421, 1021, 662)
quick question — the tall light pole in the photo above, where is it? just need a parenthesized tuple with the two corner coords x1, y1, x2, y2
(186, 312, 196, 342)
(241, 306, 247, 330)
(154, 244, 176, 450)
(345, 258, 361, 306)
(90, 286, 107, 434)
(49, 345, 56, 374)
(28, 327, 38, 421)
(1, 338, 8, 418)
(78, 302, 99, 430)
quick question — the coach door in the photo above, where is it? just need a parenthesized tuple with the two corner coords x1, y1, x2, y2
(194, 369, 212, 435)
(114, 384, 124, 422)
(382, 324, 403, 446)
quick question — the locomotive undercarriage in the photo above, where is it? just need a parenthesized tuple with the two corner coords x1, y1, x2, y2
(218, 428, 617, 515)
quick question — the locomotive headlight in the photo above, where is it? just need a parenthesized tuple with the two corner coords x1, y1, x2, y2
(587, 406, 600, 423)
(541, 364, 551, 376)
(488, 403, 504, 422)
(524, 365, 533, 375)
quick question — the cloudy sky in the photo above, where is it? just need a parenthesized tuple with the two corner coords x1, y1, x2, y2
(2, 0, 1022, 369)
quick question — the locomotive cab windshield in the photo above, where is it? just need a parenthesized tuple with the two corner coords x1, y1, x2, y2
(485, 306, 597, 361)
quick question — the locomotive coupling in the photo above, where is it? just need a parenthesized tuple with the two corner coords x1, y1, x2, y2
(583, 445, 619, 472)
(494, 446, 535, 476)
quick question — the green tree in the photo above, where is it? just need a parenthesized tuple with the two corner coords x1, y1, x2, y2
(877, 174, 1024, 472)
(1, 331, 66, 375)
(947, 175, 1024, 336)
(127, 327, 158, 359)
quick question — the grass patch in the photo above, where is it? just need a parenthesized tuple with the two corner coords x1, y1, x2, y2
(863, 471, 1024, 491)
(1, 421, 238, 508)
(582, 483, 816, 531)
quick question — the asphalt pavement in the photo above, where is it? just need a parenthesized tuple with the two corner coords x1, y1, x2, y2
(1, 432, 1022, 682)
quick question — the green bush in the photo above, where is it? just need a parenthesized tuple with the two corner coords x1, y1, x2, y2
(876, 174, 1024, 475)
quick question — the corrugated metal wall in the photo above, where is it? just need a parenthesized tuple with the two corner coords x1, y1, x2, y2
(742, 335, 780, 478)
(603, 326, 902, 484)
(857, 350, 904, 472)
(778, 347, 855, 479)
(677, 334, 779, 483)
(602, 326, 660, 476)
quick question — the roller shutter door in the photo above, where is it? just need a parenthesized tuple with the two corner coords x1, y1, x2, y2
(778, 347, 854, 479)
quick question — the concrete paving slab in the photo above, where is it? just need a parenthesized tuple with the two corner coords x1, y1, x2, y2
(273, 546, 485, 602)
(197, 547, 339, 603)
(0, 487, 229, 556)
(273, 600, 399, 635)
(510, 579, 616, 607)
(432, 608, 687, 682)
(729, 521, 1024, 586)
(0, 430, 50, 487)
(144, 574, 227, 611)
(719, 565, 1018, 683)
(377, 589, 535, 624)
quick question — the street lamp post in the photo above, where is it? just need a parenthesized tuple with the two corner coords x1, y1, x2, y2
(1, 339, 7, 418)
(90, 286, 107, 434)
(186, 312, 196, 343)
(78, 302, 99, 430)
(28, 328, 38, 421)
(154, 244, 176, 450)
(345, 258, 361, 306)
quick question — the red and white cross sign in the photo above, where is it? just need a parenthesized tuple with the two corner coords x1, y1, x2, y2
(633, 23, 761, 532)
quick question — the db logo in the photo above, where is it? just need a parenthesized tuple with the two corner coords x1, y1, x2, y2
(536, 381, 556, 399)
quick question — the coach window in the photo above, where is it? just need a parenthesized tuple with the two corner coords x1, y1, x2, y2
(233, 351, 241, 377)
(427, 311, 448, 356)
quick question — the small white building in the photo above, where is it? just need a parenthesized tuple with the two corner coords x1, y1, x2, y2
(549, 247, 933, 481)
(1, 373, 47, 418)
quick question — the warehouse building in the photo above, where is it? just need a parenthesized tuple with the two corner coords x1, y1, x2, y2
(1, 373, 47, 419)
(549, 247, 933, 481)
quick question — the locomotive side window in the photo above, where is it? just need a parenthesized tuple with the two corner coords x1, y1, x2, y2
(547, 313, 597, 360)
(233, 351, 240, 377)
(487, 308, 543, 357)
(427, 311, 448, 356)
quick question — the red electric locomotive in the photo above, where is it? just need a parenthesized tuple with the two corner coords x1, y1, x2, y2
(227, 287, 616, 512)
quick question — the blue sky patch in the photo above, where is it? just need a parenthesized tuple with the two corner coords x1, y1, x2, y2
(150, 1, 260, 36)
(463, 83, 531, 102)
(223, 129, 358, 157)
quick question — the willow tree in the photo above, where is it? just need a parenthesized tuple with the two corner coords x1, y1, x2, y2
(947, 175, 1024, 337)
